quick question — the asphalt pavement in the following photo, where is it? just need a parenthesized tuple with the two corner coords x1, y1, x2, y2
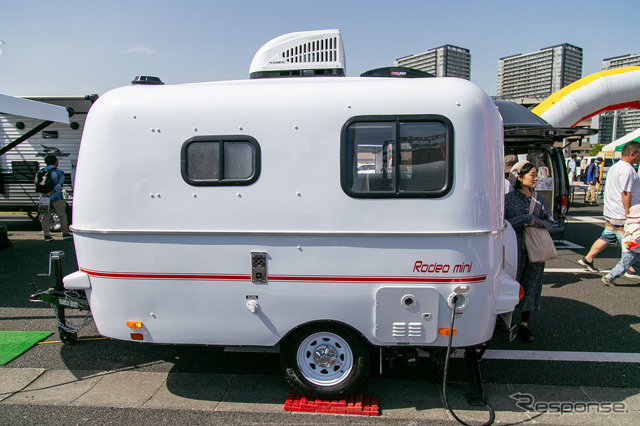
(0, 201, 639, 425)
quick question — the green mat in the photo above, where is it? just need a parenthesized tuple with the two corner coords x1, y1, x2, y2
(0, 331, 53, 365)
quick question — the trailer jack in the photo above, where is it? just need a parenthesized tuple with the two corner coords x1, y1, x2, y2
(29, 250, 91, 345)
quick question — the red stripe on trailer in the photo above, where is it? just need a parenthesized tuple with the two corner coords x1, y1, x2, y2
(80, 268, 486, 284)
(80, 268, 250, 281)
(270, 274, 487, 284)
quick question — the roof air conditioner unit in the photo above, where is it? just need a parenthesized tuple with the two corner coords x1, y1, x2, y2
(249, 29, 346, 79)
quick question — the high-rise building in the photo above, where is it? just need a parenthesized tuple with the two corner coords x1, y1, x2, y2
(394, 45, 470, 79)
(496, 44, 583, 100)
(603, 53, 640, 69)
(599, 54, 640, 145)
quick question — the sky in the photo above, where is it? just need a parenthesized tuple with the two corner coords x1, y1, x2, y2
(0, 0, 639, 98)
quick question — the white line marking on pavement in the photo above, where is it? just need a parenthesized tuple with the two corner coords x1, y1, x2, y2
(567, 216, 605, 223)
(453, 350, 640, 363)
(544, 268, 610, 274)
(554, 240, 584, 249)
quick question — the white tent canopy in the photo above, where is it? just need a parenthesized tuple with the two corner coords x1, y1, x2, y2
(601, 127, 640, 152)
(0, 93, 69, 123)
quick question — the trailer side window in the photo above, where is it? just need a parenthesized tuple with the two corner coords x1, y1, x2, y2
(181, 136, 261, 186)
(341, 116, 452, 197)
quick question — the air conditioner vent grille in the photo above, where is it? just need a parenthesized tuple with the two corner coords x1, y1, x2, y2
(282, 37, 339, 64)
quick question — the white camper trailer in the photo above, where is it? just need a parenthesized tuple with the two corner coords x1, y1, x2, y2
(59, 30, 520, 398)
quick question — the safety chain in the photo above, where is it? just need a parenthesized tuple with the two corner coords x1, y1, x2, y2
(52, 300, 93, 334)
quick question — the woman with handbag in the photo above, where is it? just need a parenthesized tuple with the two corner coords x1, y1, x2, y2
(505, 160, 556, 343)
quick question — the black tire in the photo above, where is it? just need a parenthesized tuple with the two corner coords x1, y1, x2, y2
(280, 323, 369, 398)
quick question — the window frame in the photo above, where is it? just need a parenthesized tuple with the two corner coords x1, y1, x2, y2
(340, 115, 454, 198)
(180, 135, 261, 186)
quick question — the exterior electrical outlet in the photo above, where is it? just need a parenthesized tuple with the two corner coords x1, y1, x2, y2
(251, 252, 267, 284)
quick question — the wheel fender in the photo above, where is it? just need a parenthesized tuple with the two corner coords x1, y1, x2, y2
(277, 319, 371, 348)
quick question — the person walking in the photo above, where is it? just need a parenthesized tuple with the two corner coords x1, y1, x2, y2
(578, 142, 640, 274)
(36, 154, 72, 241)
(568, 154, 577, 182)
(602, 204, 640, 286)
(584, 157, 603, 206)
(579, 156, 588, 182)
(505, 160, 554, 343)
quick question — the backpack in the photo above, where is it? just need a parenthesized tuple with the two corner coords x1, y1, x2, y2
(34, 168, 55, 193)
(586, 162, 598, 183)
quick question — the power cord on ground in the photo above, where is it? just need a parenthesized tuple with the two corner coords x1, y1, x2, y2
(441, 294, 495, 426)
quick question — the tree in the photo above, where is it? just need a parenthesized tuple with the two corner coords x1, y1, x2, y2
(589, 144, 602, 156)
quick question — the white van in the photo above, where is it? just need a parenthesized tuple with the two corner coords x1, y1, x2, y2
(62, 30, 520, 398)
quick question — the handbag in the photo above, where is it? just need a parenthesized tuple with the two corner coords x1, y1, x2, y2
(524, 193, 557, 263)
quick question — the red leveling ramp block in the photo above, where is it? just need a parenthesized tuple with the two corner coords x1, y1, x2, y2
(284, 392, 379, 416)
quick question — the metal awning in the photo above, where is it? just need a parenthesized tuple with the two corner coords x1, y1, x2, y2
(0, 94, 79, 157)
(0, 93, 70, 124)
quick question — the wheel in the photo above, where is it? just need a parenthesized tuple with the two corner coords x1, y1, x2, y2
(58, 327, 77, 345)
(280, 323, 369, 398)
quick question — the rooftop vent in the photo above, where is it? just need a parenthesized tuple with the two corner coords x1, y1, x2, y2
(249, 30, 346, 79)
(360, 66, 434, 78)
(131, 76, 164, 85)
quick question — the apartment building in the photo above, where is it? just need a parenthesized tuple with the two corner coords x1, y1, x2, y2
(394, 45, 470, 79)
(496, 44, 583, 100)
(599, 54, 640, 144)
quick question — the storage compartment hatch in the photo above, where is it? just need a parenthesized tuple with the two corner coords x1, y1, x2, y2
(374, 287, 439, 344)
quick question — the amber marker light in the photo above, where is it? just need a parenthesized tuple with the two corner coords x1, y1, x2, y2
(126, 321, 143, 329)
(130, 333, 144, 341)
(438, 328, 456, 336)
(519, 285, 524, 301)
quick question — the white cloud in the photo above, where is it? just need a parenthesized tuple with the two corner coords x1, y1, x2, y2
(125, 46, 157, 55)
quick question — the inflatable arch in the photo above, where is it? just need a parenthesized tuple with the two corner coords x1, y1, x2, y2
(532, 66, 640, 127)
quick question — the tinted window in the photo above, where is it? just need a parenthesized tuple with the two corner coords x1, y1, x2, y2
(341, 116, 453, 198)
(224, 142, 255, 179)
(186, 141, 220, 180)
(181, 136, 260, 186)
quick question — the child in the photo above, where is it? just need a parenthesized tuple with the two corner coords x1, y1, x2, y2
(602, 204, 640, 286)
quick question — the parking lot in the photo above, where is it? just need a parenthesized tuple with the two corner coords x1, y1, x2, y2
(0, 201, 639, 425)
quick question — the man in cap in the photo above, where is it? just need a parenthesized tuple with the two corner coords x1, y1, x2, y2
(584, 157, 603, 206)
(36, 154, 72, 241)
